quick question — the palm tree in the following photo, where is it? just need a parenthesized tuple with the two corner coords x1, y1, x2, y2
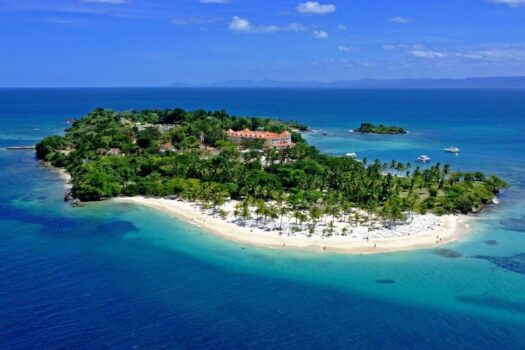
(298, 212, 308, 230)
(218, 209, 228, 220)
(278, 205, 288, 230)
(395, 162, 405, 176)
(308, 206, 322, 230)
(267, 204, 279, 229)
(236, 199, 251, 225)
(293, 209, 302, 225)
(352, 211, 361, 228)
(326, 220, 335, 236)
(341, 200, 353, 222)
(390, 160, 397, 172)
(255, 199, 267, 225)
(293, 210, 307, 230)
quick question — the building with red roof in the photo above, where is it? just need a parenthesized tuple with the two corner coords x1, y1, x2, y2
(226, 129, 294, 149)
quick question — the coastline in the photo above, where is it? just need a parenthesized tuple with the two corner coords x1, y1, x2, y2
(112, 196, 471, 254)
(42, 162, 72, 189)
(56, 168, 72, 185)
(47, 164, 474, 254)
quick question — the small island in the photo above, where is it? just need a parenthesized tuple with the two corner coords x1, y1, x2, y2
(36, 108, 507, 253)
(354, 122, 407, 134)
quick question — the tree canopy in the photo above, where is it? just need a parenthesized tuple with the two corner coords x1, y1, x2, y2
(354, 123, 407, 134)
(37, 108, 508, 218)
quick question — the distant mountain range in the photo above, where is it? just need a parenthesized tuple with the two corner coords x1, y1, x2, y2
(170, 76, 525, 89)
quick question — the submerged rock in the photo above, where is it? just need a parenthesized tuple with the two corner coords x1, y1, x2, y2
(72, 198, 83, 207)
(435, 249, 463, 258)
(473, 253, 525, 275)
(500, 216, 525, 233)
(97, 221, 138, 235)
(64, 189, 74, 202)
(375, 279, 395, 284)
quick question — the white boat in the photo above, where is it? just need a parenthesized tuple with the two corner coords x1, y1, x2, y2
(443, 146, 460, 153)
(416, 155, 431, 163)
(346, 152, 357, 159)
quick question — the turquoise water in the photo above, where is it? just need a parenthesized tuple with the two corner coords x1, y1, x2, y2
(1, 88, 525, 349)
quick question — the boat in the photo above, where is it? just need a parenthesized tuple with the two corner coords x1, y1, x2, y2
(443, 146, 460, 153)
(416, 155, 431, 163)
(346, 143, 357, 159)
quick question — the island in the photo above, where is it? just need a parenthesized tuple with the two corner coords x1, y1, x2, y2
(354, 122, 407, 134)
(36, 108, 508, 253)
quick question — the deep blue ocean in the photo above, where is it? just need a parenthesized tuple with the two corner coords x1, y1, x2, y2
(1, 88, 525, 349)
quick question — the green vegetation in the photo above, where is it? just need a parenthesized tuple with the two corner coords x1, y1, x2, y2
(354, 122, 407, 134)
(37, 108, 507, 223)
(284, 120, 309, 131)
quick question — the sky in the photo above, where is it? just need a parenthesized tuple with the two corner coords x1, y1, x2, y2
(1, 0, 525, 87)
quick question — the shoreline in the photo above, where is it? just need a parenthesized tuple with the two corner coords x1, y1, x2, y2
(112, 196, 471, 255)
(47, 165, 474, 254)
(42, 162, 72, 189)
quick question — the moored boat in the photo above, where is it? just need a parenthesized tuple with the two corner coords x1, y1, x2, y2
(416, 155, 431, 163)
(444, 146, 460, 153)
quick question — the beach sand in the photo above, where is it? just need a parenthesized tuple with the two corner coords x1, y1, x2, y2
(56, 168, 72, 184)
(112, 196, 470, 254)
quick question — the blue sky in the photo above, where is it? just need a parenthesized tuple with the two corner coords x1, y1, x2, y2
(1, 0, 525, 86)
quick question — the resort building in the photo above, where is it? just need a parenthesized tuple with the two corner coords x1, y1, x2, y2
(226, 129, 294, 149)
(134, 122, 176, 132)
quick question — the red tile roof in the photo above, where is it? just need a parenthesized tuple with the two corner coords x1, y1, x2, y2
(227, 128, 290, 140)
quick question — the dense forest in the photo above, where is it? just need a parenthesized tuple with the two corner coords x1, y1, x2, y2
(354, 123, 407, 134)
(36, 108, 507, 223)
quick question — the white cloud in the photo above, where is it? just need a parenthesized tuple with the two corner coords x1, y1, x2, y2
(338, 45, 357, 52)
(411, 47, 525, 60)
(312, 30, 328, 39)
(81, 0, 127, 3)
(228, 16, 305, 33)
(457, 47, 525, 60)
(337, 24, 347, 30)
(229, 16, 251, 31)
(287, 23, 306, 31)
(296, 1, 336, 15)
(200, 0, 229, 3)
(384, 43, 447, 58)
(487, 0, 525, 7)
(410, 49, 447, 58)
(383, 44, 409, 50)
(388, 16, 413, 24)
(384, 43, 525, 62)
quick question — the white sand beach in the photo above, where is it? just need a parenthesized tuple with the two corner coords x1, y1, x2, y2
(56, 168, 72, 186)
(112, 196, 470, 254)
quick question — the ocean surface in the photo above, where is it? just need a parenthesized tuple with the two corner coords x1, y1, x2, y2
(1, 88, 525, 349)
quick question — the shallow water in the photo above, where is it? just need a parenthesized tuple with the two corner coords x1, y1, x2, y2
(1, 88, 524, 349)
